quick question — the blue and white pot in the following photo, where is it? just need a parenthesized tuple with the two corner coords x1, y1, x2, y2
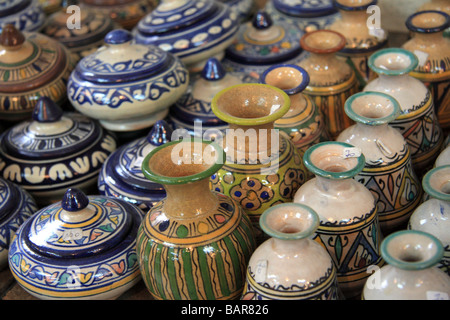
(0, 0, 45, 32)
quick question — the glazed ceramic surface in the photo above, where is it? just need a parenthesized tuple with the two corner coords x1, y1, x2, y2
(242, 203, 339, 300)
(363, 230, 450, 300)
(0, 177, 37, 270)
(8, 188, 143, 300)
(67, 29, 189, 132)
(38, 0, 61, 14)
(337, 91, 423, 235)
(364, 48, 444, 171)
(436, 135, 450, 167)
(0, 0, 45, 32)
(0, 97, 117, 206)
(134, 0, 239, 72)
(294, 141, 383, 299)
(138, 139, 256, 300)
(98, 120, 172, 214)
(218, 0, 255, 21)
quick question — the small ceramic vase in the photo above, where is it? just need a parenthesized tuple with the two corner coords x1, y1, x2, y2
(293, 141, 383, 299)
(221, 10, 307, 81)
(0, 178, 38, 271)
(134, 0, 239, 72)
(0, 24, 74, 122)
(98, 120, 172, 214)
(210, 83, 308, 244)
(218, 0, 256, 22)
(435, 135, 450, 167)
(264, 0, 339, 33)
(418, 0, 450, 37)
(0, 97, 117, 206)
(241, 203, 340, 300)
(364, 48, 444, 172)
(0, 0, 45, 32)
(402, 10, 450, 131)
(298, 30, 360, 140)
(138, 139, 257, 300)
(408, 165, 450, 276)
(328, 0, 388, 86)
(337, 91, 423, 235)
(39, 0, 62, 14)
(260, 63, 330, 157)
(8, 188, 143, 300)
(67, 29, 189, 133)
(362, 230, 450, 300)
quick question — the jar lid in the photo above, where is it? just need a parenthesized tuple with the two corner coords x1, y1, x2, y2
(272, 0, 336, 18)
(0, 177, 22, 221)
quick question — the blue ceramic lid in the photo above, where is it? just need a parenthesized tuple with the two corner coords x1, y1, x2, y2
(0, 0, 31, 17)
(272, 0, 337, 17)
(0, 177, 22, 221)
(0, 0, 45, 32)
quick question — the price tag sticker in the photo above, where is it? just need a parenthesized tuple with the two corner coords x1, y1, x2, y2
(413, 50, 429, 67)
(254, 260, 268, 283)
(343, 147, 362, 159)
(369, 28, 386, 40)
(62, 228, 83, 241)
(426, 291, 449, 300)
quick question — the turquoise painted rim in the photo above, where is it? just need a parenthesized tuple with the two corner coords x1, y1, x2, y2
(422, 165, 450, 202)
(368, 48, 419, 76)
(303, 141, 366, 180)
(259, 203, 320, 241)
(381, 230, 444, 271)
(141, 138, 226, 185)
(344, 91, 401, 126)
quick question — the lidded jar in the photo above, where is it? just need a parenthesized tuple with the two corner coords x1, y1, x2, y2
(8, 188, 143, 300)
(67, 29, 189, 133)
(0, 0, 45, 32)
(0, 97, 117, 206)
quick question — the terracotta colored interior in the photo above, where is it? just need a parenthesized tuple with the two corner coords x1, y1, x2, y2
(374, 52, 412, 71)
(310, 144, 359, 172)
(302, 30, 345, 52)
(264, 67, 303, 91)
(411, 11, 447, 29)
(352, 95, 395, 119)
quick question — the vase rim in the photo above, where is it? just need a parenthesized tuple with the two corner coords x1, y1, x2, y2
(381, 230, 444, 271)
(345, 91, 401, 125)
(334, 0, 378, 11)
(260, 64, 310, 96)
(300, 30, 346, 54)
(422, 165, 450, 201)
(141, 138, 226, 185)
(368, 48, 419, 76)
(406, 10, 450, 33)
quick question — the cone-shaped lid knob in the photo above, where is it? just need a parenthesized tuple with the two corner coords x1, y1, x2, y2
(252, 10, 272, 29)
(201, 57, 226, 81)
(32, 97, 63, 122)
(146, 120, 173, 146)
(61, 188, 89, 211)
(0, 24, 25, 48)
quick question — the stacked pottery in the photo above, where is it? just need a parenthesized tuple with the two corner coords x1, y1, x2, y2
(134, 0, 239, 72)
(0, 24, 74, 122)
(408, 165, 450, 276)
(138, 139, 257, 300)
(0, 97, 117, 206)
(294, 141, 383, 299)
(298, 30, 360, 140)
(328, 0, 388, 86)
(364, 48, 444, 172)
(8, 188, 143, 300)
(402, 10, 450, 131)
(362, 230, 450, 300)
(98, 120, 173, 214)
(210, 83, 308, 243)
(242, 203, 340, 300)
(0, 0, 45, 32)
(337, 92, 423, 235)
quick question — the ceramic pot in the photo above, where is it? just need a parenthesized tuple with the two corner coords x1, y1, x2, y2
(134, 0, 239, 72)
(0, 24, 74, 122)
(0, 178, 37, 271)
(436, 135, 450, 167)
(402, 10, 450, 131)
(362, 230, 450, 300)
(408, 165, 450, 276)
(38, 0, 62, 14)
(8, 188, 143, 300)
(260, 63, 330, 157)
(67, 29, 189, 133)
(293, 141, 383, 299)
(0, 97, 117, 206)
(0, 0, 45, 32)
(418, 0, 450, 37)
(221, 10, 307, 81)
(328, 0, 388, 85)
(298, 29, 360, 140)
(138, 138, 257, 300)
(218, 0, 256, 21)
(98, 120, 172, 214)
(337, 91, 423, 235)
(241, 203, 340, 300)
(210, 83, 308, 244)
(365, 48, 444, 172)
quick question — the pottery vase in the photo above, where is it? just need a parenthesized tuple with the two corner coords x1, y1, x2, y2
(298, 30, 360, 140)
(337, 91, 423, 235)
(365, 48, 444, 172)
(408, 165, 450, 276)
(294, 141, 383, 299)
(241, 203, 340, 300)
(362, 230, 450, 300)
(137, 138, 257, 300)
(210, 83, 308, 244)
(436, 135, 450, 167)
(402, 10, 450, 131)
(418, 0, 450, 37)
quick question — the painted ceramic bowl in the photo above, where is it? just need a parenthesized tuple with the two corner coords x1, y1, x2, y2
(0, 97, 117, 206)
(98, 120, 173, 214)
(8, 188, 143, 300)
(0, 177, 38, 271)
(0, 0, 45, 32)
(0, 24, 75, 122)
(67, 29, 189, 132)
(133, 0, 239, 72)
